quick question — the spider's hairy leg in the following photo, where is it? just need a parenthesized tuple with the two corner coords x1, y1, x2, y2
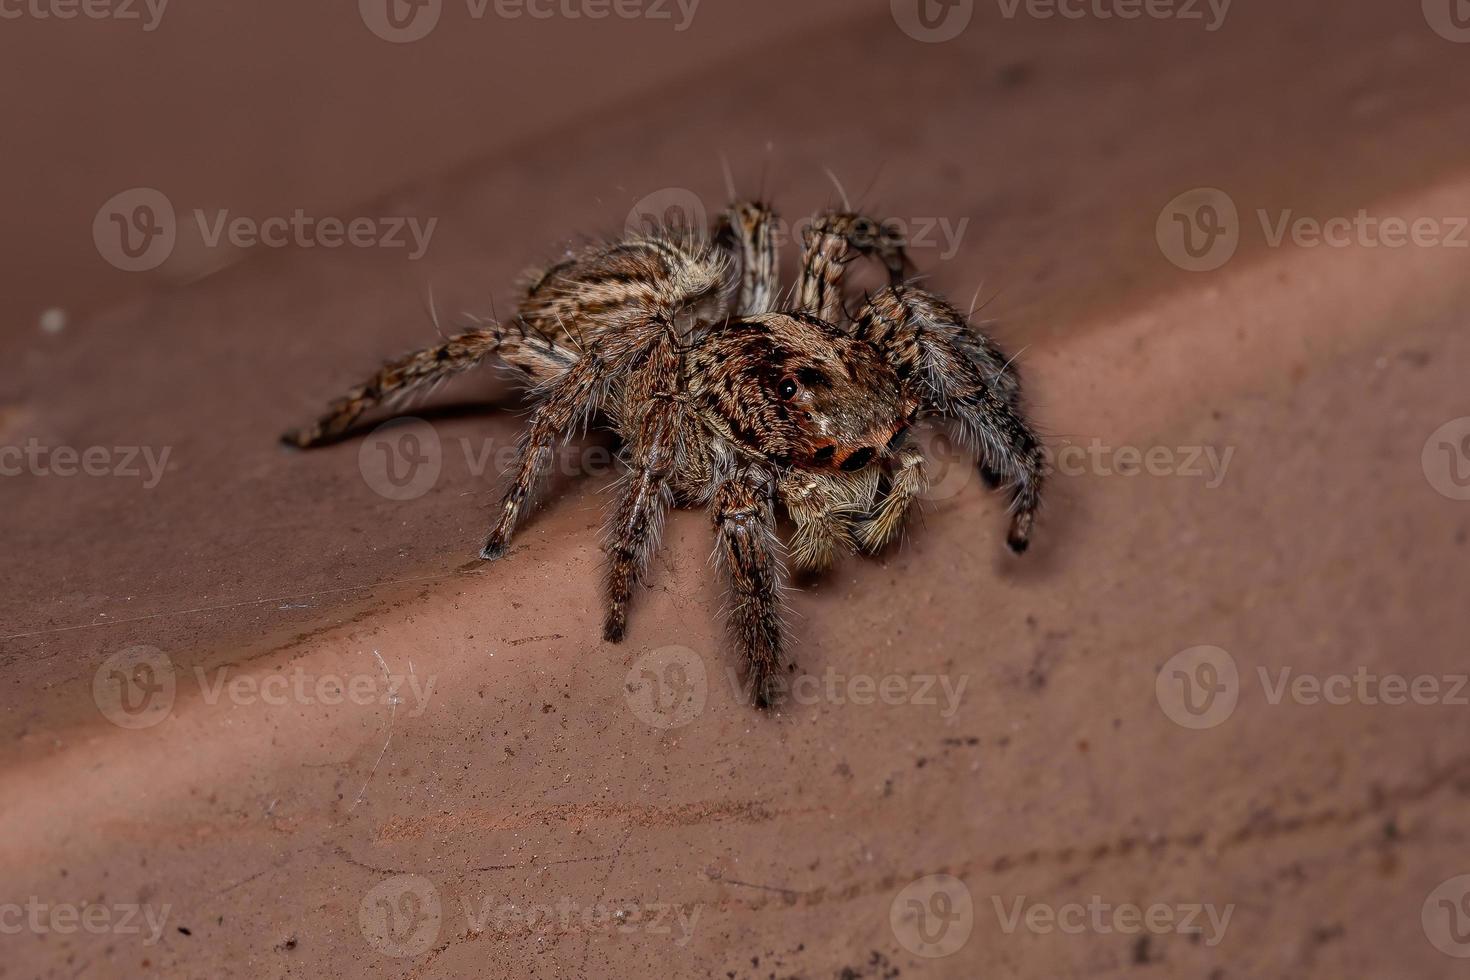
(855, 285, 1044, 553)
(779, 469, 877, 574)
(712, 470, 786, 709)
(281, 326, 507, 448)
(856, 445, 928, 554)
(602, 332, 684, 643)
(715, 200, 781, 316)
(479, 349, 610, 560)
(859, 284, 1024, 406)
(796, 211, 911, 323)
(483, 236, 733, 560)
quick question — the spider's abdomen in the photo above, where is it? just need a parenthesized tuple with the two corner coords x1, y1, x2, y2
(517, 235, 731, 349)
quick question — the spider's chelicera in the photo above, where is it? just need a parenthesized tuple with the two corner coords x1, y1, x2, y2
(284, 201, 1045, 708)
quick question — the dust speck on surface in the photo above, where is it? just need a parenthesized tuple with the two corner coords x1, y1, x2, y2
(39, 307, 67, 334)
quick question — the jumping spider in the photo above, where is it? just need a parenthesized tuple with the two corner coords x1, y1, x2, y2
(283, 200, 1045, 708)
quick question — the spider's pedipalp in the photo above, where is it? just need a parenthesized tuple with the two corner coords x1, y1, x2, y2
(856, 444, 929, 555)
(779, 468, 879, 573)
(796, 211, 911, 324)
(716, 200, 781, 317)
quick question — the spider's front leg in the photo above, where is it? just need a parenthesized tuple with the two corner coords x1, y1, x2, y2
(797, 211, 911, 323)
(856, 285, 1044, 553)
(715, 201, 781, 316)
(712, 469, 787, 709)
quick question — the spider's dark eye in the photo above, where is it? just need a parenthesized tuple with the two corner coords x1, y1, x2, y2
(777, 377, 798, 400)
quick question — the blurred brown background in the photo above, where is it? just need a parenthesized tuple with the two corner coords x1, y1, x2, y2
(3, 1, 1470, 978)
(1, 0, 859, 328)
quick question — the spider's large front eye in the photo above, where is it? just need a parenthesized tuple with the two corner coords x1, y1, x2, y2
(777, 376, 798, 400)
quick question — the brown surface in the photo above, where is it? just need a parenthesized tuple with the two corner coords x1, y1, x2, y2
(4, 2, 1470, 977)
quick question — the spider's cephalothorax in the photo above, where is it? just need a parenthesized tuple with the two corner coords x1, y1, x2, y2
(283, 201, 1045, 708)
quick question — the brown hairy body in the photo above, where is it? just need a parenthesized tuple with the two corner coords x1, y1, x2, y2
(283, 201, 1045, 708)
